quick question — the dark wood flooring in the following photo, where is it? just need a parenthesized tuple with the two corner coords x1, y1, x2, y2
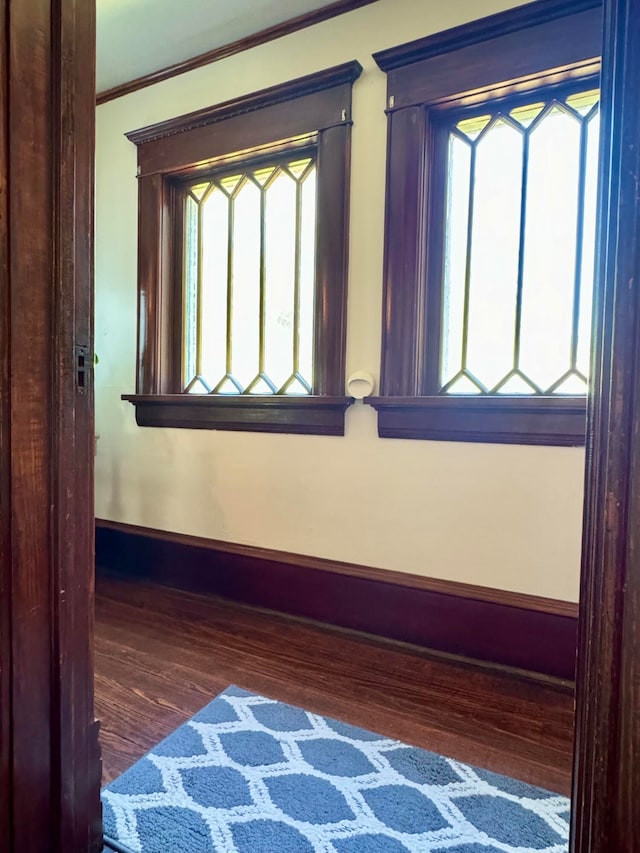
(95, 574, 575, 795)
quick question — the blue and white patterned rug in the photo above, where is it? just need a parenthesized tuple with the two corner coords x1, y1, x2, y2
(102, 686, 570, 853)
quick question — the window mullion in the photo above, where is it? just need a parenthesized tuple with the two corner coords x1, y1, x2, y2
(292, 176, 303, 381)
(195, 196, 205, 380)
(225, 192, 235, 379)
(258, 182, 267, 377)
(460, 143, 477, 373)
(513, 129, 530, 372)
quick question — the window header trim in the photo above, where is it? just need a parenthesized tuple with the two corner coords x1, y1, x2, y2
(129, 69, 361, 179)
(126, 60, 363, 147)
(372, 0, 602, 74)
(373, 1, 601, 115)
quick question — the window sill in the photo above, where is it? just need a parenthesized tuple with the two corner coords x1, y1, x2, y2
(366, 395, 587, 446)
(122, 394, 354, 436)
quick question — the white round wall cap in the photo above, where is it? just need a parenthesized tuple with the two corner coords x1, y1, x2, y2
(346, 371, 376, 399)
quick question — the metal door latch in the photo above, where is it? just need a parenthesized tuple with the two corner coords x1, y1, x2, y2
(75, 344, 90, 394)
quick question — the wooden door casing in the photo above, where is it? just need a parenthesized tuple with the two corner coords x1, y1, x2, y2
(572, 0, 640, 849)
(0, 0, 101, 850)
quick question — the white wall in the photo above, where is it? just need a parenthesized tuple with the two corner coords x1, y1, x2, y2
(95, 0, 587, 602)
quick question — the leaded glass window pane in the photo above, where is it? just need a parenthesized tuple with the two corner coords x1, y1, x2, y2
(440, 87, 600, 396)
(182, 155, 317, 395)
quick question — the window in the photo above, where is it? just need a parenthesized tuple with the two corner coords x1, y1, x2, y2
(123, 62, 362, 435)
(370, 0, 603, 445)
(438, 84, 599, 397)
(179, 154, 318, 397)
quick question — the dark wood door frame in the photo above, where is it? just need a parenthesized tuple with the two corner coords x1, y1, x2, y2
(571, 0, 640, 848)
(0, 0, 101, 850)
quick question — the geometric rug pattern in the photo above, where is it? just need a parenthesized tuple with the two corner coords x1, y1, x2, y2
(102, 686, 570, 853)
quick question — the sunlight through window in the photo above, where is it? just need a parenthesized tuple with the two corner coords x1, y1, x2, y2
(440, 88, 600, 395)
(182, 156, 317, 396)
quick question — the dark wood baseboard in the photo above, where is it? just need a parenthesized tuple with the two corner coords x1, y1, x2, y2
(95, 519, 578, 681)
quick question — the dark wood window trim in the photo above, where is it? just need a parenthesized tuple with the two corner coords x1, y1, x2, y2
(125, 62, 362, 436)
(368, 0, 602, 446)
(370, 396, 587, 447)
(121, 394, 353, 435)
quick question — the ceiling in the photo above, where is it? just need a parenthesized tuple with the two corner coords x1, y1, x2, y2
(96, 0, 340, 93)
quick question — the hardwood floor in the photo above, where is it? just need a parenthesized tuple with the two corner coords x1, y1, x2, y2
(95, 573, 575, 795)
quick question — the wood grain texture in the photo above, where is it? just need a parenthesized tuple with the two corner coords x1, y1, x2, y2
(0, 1, 10, 840)
(95, 518, 579, 617)
(135, 174, 164, 395)
(379, 105, 428, 397)
(124, 394, 354, 434)
(53, 1, 102, 848)
(133, 88, 345, 179)
(0, 1, 100, 849)
(571, 0, 640, 849)
(310, 122, 351, 397)
(8, 1, 54, 841)
(95, 575, 575, 796)
(96, 1, 377, 105)
(95, 520, 579, 680)
(385, 14, 600, 115)
(126, 61, 362, 148)
(368, 395, 588, 446)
